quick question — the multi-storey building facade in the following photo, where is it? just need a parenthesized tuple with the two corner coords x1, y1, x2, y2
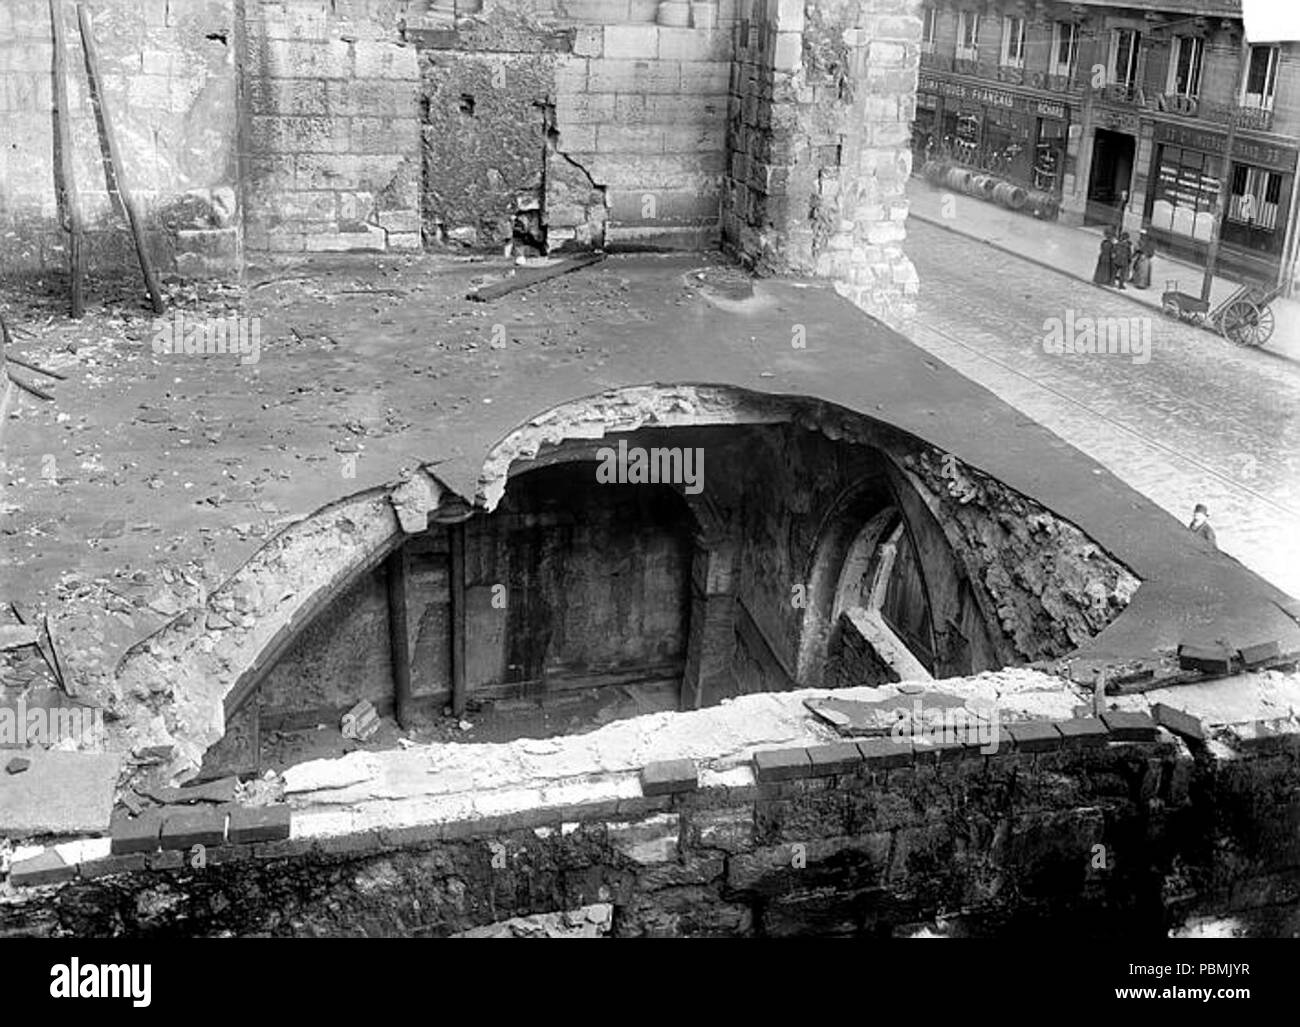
(913, 0, 1300, 288)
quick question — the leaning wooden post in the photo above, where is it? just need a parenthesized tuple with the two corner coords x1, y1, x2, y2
(49, 0, 85, 319)
(77, 3, 166, 314)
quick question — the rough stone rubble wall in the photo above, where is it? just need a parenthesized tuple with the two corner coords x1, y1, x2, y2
(8, 717, 1300, 938)
(896, 445, 1142, 663)
(0, 0, 240, 276)
(722, 0, 920, 316)
(241, 0, 422, 253)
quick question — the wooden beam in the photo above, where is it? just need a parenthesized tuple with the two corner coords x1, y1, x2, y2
(49, 0, 85, 319)
(77, 4, 166, 315)
(450, 522, 467, 718)
(386, 545, 413, 730)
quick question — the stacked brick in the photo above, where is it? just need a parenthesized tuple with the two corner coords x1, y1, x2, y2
(242, 0, 422, 253)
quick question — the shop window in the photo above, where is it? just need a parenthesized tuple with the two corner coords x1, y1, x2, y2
(1000, 16, 1026, 69)
(1034, 118, 1066, 192)
(1167, 36, 1203, 98)
(957, 11, 980, 62)
(1242, 45, 1279, 110)
(953, 112, 980, 162)
(1050, 22, 1078, 80)
(1109, 28, 1141, 91)
(921, 7, 937, 54)
(1229, 165, 1282, 231)
(1149, 144, 1221, 243)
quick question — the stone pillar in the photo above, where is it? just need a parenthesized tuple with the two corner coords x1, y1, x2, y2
(681, 537, 739, 709)
(722, 0, 921, 320)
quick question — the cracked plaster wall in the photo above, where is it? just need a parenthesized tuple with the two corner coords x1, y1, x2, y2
(411, 0, 731, 252)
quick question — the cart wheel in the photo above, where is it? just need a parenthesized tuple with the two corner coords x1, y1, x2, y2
(1219, 299, 1261, 346)
(1253, 305, 1275, 347)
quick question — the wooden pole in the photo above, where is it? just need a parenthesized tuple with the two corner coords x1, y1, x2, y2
(385, 546, 413, 730)
(76, 4, 165, 314)
(1202, 35, 1250, 301)
(450, 523, 467, 719)
(49, 0, 85, 319)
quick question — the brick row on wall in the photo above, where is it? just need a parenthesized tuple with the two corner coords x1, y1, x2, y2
(241, 0, 422, 253)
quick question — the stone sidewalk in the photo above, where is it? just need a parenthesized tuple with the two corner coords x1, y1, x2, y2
(906, 176, 1300, 362)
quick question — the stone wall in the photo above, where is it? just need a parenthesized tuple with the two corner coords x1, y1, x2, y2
(7, 709, 1300, 938)
(722, 0, 921, 316)
(895, 444, 1142, 663)
(0, 0, 240, 277)
(410, 0, 734, 252)
(3, 0, 930, 317)
(241, 0, 422, 254)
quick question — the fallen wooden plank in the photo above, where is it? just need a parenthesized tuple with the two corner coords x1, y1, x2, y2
(78, 4, 166, 315)
(467, 252, 605, 302)
(5, 369, 55, 401)
(44, 612, 75, 697)
(4, 353, 67, 380)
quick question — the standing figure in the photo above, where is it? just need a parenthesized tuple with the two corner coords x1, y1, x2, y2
(1188, 504, 1217, 548)
(1131, 231, 1154, 289)
(1093, 228, 1115, 287)
(1112, 231, 1133, 290)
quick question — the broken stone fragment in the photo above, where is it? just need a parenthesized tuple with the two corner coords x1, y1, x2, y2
(389, 471, 441, 534)
(5, 756, 31, 774)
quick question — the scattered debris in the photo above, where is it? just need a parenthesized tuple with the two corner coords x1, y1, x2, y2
(5, 757, 31, 775)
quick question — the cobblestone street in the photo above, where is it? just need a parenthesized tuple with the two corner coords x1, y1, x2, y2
(896, 218, 1300, 599)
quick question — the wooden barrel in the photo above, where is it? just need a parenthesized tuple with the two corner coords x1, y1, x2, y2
(971, 174, 996, 197)
(946, 167, 972, 192)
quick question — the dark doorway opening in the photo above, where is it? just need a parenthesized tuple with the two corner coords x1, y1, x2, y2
(1086, 129, 1135, 227)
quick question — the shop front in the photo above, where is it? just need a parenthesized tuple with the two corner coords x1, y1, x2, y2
(917, 73, 1072, 198)
(1144, 122, 1298, 285)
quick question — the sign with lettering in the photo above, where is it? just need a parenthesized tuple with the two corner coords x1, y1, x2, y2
(918, 73, 1074, 121)
(1153, 122, 1298, 172)
(918, 75, 1016, 109)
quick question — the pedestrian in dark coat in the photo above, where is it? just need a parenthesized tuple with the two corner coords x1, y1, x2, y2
(1112, 231, 1133, 289)
(1131, 231, 1154, 289)
(1093, 229, 1115, 286)
(1188, 504, 1217, 548)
